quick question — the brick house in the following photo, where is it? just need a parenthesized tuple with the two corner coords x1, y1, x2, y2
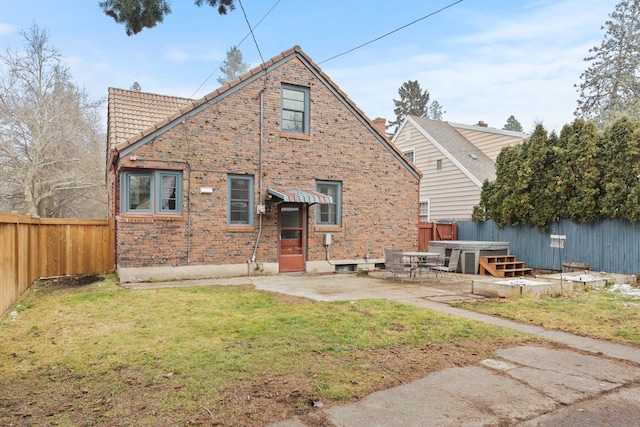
(107, 46, 420, 282)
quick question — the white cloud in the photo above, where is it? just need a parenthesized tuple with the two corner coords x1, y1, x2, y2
(322, 0, 616, 133)
(165, 48, 191, 63)
(0, 23, 16, 37)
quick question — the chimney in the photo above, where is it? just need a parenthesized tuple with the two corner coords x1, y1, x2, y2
(477, 120, 488, 127)
(372, 117, 387, 135)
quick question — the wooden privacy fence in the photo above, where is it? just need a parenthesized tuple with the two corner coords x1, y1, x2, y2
(1, 212, 115, 318)
(418, 221, 457, 251)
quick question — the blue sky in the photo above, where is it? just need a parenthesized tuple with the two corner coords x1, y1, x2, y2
(0, 0, 619, 133)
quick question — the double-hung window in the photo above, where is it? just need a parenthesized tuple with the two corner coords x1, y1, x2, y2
(403, 149, 415, 164)
(281, 85, 309, 134)
(419, 200, 430, 222)
(316, 181, 341, 226)
(228, 175, 254, 225)
(121, 170, 183, 214)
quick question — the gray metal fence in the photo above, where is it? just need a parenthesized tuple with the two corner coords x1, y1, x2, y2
(456, 219, 640, 275)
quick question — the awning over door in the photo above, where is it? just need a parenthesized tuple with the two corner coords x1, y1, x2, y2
(267, 188, 333, 204)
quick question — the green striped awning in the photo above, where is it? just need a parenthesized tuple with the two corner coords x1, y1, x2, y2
(267, 188, 333, 204)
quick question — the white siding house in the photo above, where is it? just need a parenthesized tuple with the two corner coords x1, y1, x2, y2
(393, 116, 526, 221)
(449, 121, 526, 163)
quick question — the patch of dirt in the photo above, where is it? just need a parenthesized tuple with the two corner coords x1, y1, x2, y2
(36, 274, 102, 292)
(0, 340, 557, 426)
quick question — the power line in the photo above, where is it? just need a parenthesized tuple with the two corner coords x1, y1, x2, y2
(238, 0, 265, 65)
(318, 0, 464, 65)
(190, 0, 280, 98)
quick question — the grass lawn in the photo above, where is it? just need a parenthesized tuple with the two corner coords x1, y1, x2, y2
(0, 274, 538, 426)
(455, 284, 640, 347)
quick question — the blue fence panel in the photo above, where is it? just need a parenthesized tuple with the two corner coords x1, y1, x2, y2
(456, 219, 640, 275)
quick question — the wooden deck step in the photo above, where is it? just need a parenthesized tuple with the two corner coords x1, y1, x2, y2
(479, 256, 532, 278)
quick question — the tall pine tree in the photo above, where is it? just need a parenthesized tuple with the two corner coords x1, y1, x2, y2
(575, 0, 640, 127)
(502, 115, 524, 132)
(389, 80, 444, 135)
(217, 46, 250, 86)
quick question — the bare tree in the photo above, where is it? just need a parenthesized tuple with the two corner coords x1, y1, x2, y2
(0, 24, 106, 218)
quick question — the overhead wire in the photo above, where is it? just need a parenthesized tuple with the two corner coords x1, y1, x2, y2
(318, 0, 464, 65)
(238, 0, 265, 65)
(191, 0, 463, 96)
(189, 0, 279, 98)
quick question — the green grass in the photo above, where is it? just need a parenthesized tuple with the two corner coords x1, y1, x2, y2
(0, 274, 534, 426)
(455, 286, 640, 346)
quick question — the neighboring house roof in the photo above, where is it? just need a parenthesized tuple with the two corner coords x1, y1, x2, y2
(107, 88, 192, 150)
(448, 121, 527, 138)
(404, 116, 496, 187)
(107, 46, 420, 180)
(448, 121, 527, 163)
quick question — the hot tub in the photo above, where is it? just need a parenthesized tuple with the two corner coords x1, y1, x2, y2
(428, 240, 510, 274)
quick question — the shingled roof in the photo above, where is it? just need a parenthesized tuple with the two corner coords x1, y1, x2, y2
(107, 88, 193, 149)
(408, 116, 497, 185)
(107, 46, 420, 180)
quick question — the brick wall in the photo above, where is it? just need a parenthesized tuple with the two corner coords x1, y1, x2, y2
(112, 56, 418, 270)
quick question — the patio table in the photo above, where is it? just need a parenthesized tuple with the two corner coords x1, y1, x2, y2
(401, 252, 441, 281)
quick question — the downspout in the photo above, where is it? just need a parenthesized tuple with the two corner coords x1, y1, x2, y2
(181, 114, 193, 264)
(187, 165, 191, 264)
(110, 149, 119, 271)
(250, 88, 265, 271)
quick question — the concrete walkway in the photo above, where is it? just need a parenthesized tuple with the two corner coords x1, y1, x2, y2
(123, 272, 640, 426)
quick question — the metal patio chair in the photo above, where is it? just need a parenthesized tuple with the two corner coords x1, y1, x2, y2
(432, 248, 461, 282)
(383, 248, 414, 281)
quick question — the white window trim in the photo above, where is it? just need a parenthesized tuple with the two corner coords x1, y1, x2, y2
(419, 199, 431, 223)
(403, 148, 416, 164)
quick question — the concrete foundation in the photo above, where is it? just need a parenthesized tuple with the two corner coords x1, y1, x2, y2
(472, 278, 574, 298)
(537, 272, 610, 290)
(118, 259, 384, 283)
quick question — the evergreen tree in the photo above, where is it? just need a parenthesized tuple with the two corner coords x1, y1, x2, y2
(483, 144, 525, 226)
(130, 81, 141, 91)
(217, 46, 250, 86)
(392, 80, 430, 127)
(390, 80, 444, 134)
(558, 119, 602, 222)
(521, 124, 558, 229)
(100, 0, 235, 35)
(599, 116, 640, 221)
(427, 100, 446, 121)
(473, 116, 640, 227)
(575, 0, 640, 127)
(502, 115, 523, 132)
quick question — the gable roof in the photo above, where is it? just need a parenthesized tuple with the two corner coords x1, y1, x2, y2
(403, 116, 496, 187)
(107, 88, 193, 150)
(448, 121, 527, 138)
(108, 46, 420, 180)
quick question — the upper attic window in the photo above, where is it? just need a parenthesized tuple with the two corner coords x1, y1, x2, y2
(281, 84, 309, 134)
(403, 149, 415, 163)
